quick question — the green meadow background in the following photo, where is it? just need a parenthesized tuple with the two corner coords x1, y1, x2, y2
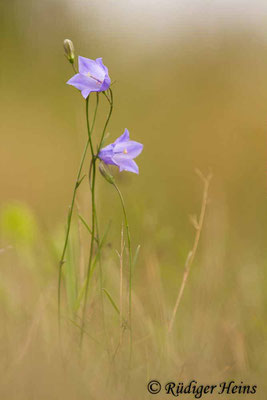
(0, 0, 267, 398)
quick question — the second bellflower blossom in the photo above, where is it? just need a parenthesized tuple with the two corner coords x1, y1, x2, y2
(67, 56, 111, 98)
(98, 129, 143, 174)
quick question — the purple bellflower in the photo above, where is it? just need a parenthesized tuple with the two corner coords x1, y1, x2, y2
(98, 129, 143, 174)
(67, 56, 111, 98)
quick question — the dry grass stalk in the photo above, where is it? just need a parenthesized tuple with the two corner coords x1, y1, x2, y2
(168, 170, 212, 333)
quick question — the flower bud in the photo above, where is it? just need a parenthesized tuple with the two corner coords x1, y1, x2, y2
(99, 162, 114, 184)
(63, 39, 75, 64)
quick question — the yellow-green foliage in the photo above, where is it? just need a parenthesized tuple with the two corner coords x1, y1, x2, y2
(0, 203, 37, 247)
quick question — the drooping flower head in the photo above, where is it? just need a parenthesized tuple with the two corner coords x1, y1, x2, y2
(67, 56, 111, 98)
(98, 129, 143, 174)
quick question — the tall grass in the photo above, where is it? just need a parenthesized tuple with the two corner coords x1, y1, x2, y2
(0, 169, 264, 399)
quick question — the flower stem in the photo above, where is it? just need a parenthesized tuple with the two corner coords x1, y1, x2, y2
(58, 93, 99, 339)
(71, 63, 77, 74)
(79, 89, 112, 348)
(97, 89, 113, 155)
(95, 211, 105, 329)
(112, 182, 133, 347)
(80, 95, 98, 347)
(91, 93, 99, 134)
(58, 137, 90, 336)
(80, 159, 96, 347)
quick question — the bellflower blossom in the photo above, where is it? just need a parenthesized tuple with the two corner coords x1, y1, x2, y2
(67, 56, 111, 98)
(98, 129, 143, 174)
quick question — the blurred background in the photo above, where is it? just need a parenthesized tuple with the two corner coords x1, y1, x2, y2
(0, 0, 267, 398)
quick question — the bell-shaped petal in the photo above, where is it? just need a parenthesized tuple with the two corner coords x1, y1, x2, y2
(98, 144, 116, 165)
(98, 129, 143, 174)
(78, 56, 105, 82)
(114, 129, 130, 145)
(96, 58, 109, 74)
(100, 74, 111, 92)
(81, 89, 91, 99)
(66, 56, 111, 98)
(114, 141, 143, 159)
(112, 154, 139, 174)
(67, 73, 101, 92)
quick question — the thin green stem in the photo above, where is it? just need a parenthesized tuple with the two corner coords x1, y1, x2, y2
(91, 93, 99, 134)
(88, 161, 105, 317)
(86, 96, 94, 153)
(112, 182, 133, 347)
(95, 211, 104, 317)
(102, 90, 111, 104)
(80, 163, 96, 347)
(58, 137, 90, 335)
(97, 89, 113, 154)
(94, 203, 109, 353)
(88, 159, 109, 354)
(80, 95, 98, 347)
(58, 93, 99, 338)
(71, 63, 77, 74)
(79, 89, 112, 348)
